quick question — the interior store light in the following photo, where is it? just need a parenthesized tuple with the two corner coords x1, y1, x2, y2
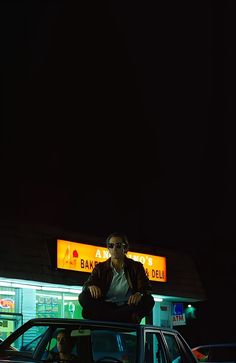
(41, 287, 70, 292)
(36, 295, 79, 300)
(0, 281, 11, 287)
(41, 287, 82, 293)
(69, 288, 82, 294)
(11, 283, 40, 289)
(64, 296, 78, 300)
(0, 291, 15, 295)
(0, 280, 82, 295)
(152, 294, 164, 302)
(36, 294, 62, 299)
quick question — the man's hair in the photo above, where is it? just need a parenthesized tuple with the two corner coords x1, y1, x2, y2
(106, 232, 129, 251)
(55, 329, 75, 350)
(56, 329, 71, 338)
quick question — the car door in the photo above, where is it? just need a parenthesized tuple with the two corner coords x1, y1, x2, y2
(144, 329, 168, 363)
(162, 332, 197, 363)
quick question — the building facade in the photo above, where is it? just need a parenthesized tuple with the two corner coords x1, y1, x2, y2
(0, 224, 205, 340)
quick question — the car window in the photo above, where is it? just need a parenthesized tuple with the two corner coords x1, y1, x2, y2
(43, 329, 82, 362)
(15, 326, 49, 351)
(91, 329, 137, 363)
(121, 332, 137, 362)
(21, 334, 43, 352)
(164, 333, 197, 363)
(92, 331, 119, 352)
(163, 333, 183, 363)
(145, 331, 167, 363)
(5, 325, 50, 359)
(0, 323, 138, 362)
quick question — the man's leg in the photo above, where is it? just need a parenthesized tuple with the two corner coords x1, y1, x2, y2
(101, 295, 155, 324)
(78, 290, 117, 321)
(135, 294, 155, 317)
(114, 294, 155, 323)
(79, 290, 155, 323)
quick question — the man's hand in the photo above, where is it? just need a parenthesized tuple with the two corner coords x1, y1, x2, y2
(88, 285, 102, 299)
(128, 292, 142, 306)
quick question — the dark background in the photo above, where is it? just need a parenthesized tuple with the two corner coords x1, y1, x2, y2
(1, 1, 235, 344)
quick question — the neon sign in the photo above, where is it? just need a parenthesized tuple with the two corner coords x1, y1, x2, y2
(57, 239, 167, 282)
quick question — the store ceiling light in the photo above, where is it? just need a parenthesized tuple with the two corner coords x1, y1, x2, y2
(64, 296, 78, 300)
(152, 294, 164, 302)
(69, 288, 82, 294)
(0, 281, 11, 287)
(41, 287, 70, 293)
(11, 283, 40, 289)
(0, 291, 15, 295)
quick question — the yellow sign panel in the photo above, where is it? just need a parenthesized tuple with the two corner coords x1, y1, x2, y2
(57, 239, 167, 282)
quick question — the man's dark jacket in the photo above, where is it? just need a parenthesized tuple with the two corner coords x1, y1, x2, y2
(82, 256, 153, 297)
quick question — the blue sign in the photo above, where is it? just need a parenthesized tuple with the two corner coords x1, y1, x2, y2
(172, 303, 184, 316)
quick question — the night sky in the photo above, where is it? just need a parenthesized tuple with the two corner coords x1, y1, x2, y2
(1, 1, 235, 343)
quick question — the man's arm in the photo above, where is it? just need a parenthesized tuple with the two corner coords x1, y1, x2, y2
(82, 263, 101, 291)
(135, 261, 153, 294)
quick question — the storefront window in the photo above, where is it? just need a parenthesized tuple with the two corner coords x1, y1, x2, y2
(0, 280, 83, 329)
(0, 286, 23, 340)
(0, 288, 16, 314)
(36, 292, 61, 318)
(63, 294, 82, 319)
(36, 291, 82, 319)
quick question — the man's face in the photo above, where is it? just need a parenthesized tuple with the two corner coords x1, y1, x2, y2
(56, 332, 71, 353)
(107, 236, 126, 259)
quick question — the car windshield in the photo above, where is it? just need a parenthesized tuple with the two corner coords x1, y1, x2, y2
(0, 323, 138, 363)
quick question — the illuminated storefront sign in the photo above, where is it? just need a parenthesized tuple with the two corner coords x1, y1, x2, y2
(172, 303, 186, 326)
(57, 239, 167, 282)
(0, 298, 14, 309)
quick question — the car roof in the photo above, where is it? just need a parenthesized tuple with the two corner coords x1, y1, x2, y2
(25, 317, 179, 333)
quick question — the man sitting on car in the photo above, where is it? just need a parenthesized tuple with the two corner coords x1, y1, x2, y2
(79, 232, 155, 324)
